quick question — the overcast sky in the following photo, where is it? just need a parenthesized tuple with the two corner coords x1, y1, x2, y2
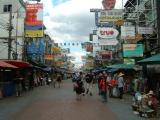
(40, 0, 127, 66)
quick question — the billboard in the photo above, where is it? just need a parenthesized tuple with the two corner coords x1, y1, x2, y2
(25, 3, 44, 37)
(123, 44, 144, 57)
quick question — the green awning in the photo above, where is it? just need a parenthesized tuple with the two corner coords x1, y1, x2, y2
(137, 53, 160, 64)
(107, 64, 135, 70)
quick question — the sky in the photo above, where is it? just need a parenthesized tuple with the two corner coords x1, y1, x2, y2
(40, 0, 127, 66)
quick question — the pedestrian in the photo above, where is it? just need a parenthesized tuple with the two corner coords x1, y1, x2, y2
(14, 71, 23, 97)
(85, 72, 93, 96)
(99, 73, 108, 102)
(98, 73, 103, 95)
(74, 77, 84, 101)
(117, 72, 125, 99)
(56, 73, 62, 88)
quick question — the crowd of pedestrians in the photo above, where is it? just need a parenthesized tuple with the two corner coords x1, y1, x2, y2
(72, 71, 125, 102)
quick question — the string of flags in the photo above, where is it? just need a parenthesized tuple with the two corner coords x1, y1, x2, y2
(58, 42, 100, 46)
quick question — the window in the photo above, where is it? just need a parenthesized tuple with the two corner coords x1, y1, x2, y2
(3, 4, 12, 12)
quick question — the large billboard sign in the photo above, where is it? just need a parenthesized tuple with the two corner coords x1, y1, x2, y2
(25, 3, 44, 37)
(102, 0, 116, 10)
(123, 44, 144, 57)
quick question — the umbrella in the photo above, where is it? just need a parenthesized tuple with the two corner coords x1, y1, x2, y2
(0, 61, 18, 69)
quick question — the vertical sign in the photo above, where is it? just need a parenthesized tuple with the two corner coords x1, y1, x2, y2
(25, 3, 44, 37)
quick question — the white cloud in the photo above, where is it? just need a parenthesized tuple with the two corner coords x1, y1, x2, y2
(42, 0, 126, 43)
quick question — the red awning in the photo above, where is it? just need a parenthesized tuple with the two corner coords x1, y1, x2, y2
(4, 60, 32, 68)
(0, 61, 18, 69)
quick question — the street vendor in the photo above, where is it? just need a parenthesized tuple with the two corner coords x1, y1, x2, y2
(147, 90, 159, 116)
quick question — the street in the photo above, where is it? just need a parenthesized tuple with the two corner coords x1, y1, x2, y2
(0, 80, 158, 120)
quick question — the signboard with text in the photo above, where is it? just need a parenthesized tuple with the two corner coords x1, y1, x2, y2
(123, 44, 144, 57)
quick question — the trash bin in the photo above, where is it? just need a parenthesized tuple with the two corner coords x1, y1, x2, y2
(3, 82, 14, 97)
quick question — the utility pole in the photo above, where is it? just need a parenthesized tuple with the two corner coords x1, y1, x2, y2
(8, 8, 13, 60)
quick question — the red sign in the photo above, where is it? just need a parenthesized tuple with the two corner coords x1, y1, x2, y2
(25, 3, 43, 26)
(102, 0, 116, 10)
(99, 51, 112, 60)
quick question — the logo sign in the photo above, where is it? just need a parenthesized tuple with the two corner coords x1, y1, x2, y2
(97, 27, 119, 39)
(102, 0, 116, 10)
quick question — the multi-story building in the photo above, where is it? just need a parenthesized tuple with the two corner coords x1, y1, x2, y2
(0, 0, 26, 60)
(124, 0, 159, 56)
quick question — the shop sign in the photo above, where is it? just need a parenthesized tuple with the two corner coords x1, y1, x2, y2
(97, 27, 119, 39)
(121, 26, 135, 40)
(138, 27, 153, 34)
(123, 44, 144, 57)
(99, 50, 112, 60)
(44, 54, 53, 60)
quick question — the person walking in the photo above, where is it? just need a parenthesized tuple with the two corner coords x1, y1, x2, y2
(117, 72, 125, 99)
(74, 77, 84, 101)
(56, 73, 62, 88)
(85, 72, 93, 96)
(99, 73, 108, 102)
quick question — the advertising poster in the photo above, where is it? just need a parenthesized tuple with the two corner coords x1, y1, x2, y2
(25, 3, 44, 37)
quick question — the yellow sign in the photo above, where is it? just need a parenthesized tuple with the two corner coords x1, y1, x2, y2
(25, 30, 44, 37)
(114, 20, 124, 26)
(52, 47, 61, 52)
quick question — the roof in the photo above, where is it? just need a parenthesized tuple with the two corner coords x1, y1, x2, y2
(4, 60, 32, 68)
(137, 53, 160, 64)
(0, 61, 18, 69)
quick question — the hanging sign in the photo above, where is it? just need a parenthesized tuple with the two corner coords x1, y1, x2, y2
(97, 27, 119, 39)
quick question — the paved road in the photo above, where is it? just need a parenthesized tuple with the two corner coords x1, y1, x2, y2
(0, 80, 158, 120)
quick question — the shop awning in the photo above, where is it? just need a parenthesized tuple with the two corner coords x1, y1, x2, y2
(4, 60, 32, 68)
(0, 61, 18, 69)
(137, 53, 160, 64)
(107, 64, 135, 70)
